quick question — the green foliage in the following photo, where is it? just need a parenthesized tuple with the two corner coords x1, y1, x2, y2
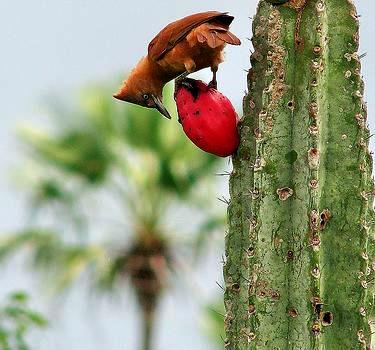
(0, 230, 107, 293)
(0, 291, 47, 350)
(20, 128, 111, 184)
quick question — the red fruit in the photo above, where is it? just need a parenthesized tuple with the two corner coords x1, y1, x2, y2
(175, 78, 240, 157)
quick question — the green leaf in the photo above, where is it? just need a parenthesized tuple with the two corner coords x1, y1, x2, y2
(23, 311, 48, 327)
(9, 292, 28, 304)
(0, 291, 47, 349)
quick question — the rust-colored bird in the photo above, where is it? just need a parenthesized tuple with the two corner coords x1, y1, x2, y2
(113, 11, 241, 119)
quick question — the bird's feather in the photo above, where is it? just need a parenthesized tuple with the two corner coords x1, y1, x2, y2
(148, 11, 235, 61)
(214, 29, 241, 46)
(194, 23, 241, 48)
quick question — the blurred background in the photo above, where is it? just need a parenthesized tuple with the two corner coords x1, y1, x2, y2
(0, 1, 374, 349)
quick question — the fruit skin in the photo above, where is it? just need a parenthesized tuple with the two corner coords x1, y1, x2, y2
(175, 78, 240, 157)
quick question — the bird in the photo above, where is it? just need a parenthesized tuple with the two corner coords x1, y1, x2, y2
(113, 11, 241, 119)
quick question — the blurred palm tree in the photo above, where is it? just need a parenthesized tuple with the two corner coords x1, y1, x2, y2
(0, 81, 226, 350)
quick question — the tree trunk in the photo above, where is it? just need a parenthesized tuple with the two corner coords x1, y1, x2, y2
(141, 310, 154, 350)
(224, 0, 375, 348)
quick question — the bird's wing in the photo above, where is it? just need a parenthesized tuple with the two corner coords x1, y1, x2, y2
(148, 11, 235, 61)
(195, 23, 241, 48)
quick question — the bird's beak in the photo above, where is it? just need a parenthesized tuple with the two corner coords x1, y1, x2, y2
(113, 92, 123, 100)
(152, 95, 171, 119)
(113, 85, 127, 101)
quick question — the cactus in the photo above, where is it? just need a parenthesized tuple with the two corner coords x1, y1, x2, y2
(224, 0, 375, 349)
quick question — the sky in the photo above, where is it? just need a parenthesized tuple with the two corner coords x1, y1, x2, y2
(0, 1, 374, 349)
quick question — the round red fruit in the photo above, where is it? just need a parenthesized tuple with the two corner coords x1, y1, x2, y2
(175, 79, 240, 157)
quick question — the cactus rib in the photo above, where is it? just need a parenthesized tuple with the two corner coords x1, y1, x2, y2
(224, 1, 375, 349)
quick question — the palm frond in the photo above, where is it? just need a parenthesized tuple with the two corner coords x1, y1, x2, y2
(19, 125, 112, 184)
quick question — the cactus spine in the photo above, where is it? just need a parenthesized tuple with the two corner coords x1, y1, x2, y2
(224, 0, 375, 348)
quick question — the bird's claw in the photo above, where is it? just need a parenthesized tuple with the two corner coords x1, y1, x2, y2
(175, 71, 190, 82)
(180, 79, 195, 91)
(207, 79, 217, 90)
(174, 72, 190, 95)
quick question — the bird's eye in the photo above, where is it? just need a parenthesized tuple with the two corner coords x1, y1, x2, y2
(142, 93, 149, 100)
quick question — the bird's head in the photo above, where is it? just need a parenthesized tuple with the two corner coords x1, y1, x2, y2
(113, 58, 171, 119)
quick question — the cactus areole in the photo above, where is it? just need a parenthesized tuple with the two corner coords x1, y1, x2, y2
(224, 0, 375, 349)
(175, 78, 240, 157)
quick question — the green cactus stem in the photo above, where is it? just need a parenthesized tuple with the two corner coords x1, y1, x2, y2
(224, 0, 375, 349)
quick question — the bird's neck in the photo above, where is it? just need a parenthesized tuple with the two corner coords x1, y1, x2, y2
(128, 56, 176, 98)
(136, 56, 168, 88)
